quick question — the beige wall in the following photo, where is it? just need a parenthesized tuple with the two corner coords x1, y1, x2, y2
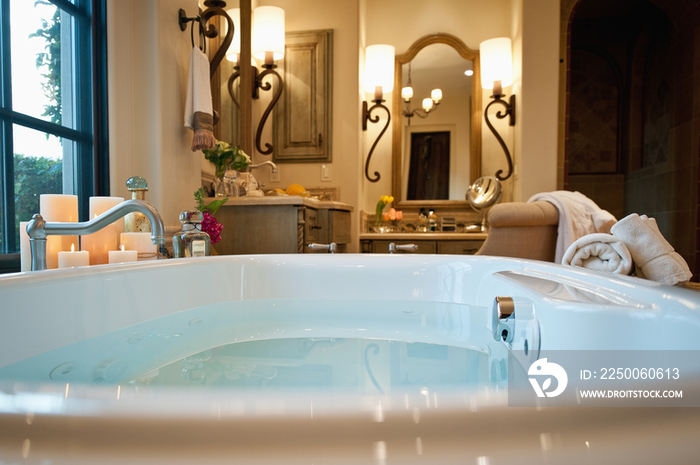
(107, 0, 561, 251)
(108, 0, 201, 227)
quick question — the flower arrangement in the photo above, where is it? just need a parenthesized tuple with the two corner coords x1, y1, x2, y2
(202, 140, 251, 180)
(194, 188, 226, 244)
(382, 207, 403, 223)
(375, 195, 394, 230)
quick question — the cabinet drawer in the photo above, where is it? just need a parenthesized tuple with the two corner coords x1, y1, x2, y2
(371, 240, 436, 254)
(437, 240, 484, 255)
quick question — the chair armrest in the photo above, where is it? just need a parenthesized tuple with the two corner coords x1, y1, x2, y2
(488, 201, 558, 227)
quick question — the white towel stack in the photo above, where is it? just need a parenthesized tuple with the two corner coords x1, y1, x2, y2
(184, 46, 216, 151)
(528, 191, 617, 264)
(562, 233, 633, 275)
(609, 214, 692, 286)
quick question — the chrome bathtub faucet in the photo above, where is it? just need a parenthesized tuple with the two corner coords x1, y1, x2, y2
(26, 199, 166, 271)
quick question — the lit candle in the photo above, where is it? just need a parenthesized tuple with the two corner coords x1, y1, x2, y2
(40, 194, 79, 269)
(108, 245, 138, 264)
(19, 221, 30, 272)
(121, 232, 157, 261)
(57, 244, 90, 269)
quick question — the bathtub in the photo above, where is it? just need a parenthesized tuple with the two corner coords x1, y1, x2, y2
(1, 254, 700, 464)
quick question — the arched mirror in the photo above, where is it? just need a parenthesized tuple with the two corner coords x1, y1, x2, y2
(391, 33, 481, 208)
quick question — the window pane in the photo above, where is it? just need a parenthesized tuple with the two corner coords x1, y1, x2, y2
(10, 0, 71, 127)
(12, 125, 64, 253)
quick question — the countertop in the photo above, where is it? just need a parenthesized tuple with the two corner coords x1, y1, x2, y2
(359, 232, 488, 241)
(207, 196, 354, 212)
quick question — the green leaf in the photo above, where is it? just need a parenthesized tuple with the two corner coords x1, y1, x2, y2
(204, 198, 228, 215)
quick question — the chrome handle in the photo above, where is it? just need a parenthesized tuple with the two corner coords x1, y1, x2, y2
(308, 242, 337, 254)
(388, 243, 418, 254)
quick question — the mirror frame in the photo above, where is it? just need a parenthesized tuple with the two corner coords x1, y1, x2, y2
(391, 33, 481, 208)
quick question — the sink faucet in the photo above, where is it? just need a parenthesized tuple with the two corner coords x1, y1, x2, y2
(26, 199, 166, 271)
(248, 160, 278, 174)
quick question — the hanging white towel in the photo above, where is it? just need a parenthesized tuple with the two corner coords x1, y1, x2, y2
(184, 46, 215, 151)
(562, 233, 633, 275)
(528, 191, 617, 264)
(610, 213, 692, 286)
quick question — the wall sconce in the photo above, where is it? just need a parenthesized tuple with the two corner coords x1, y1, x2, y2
(362, 44, 395, 183)
(225, 6, 285, 155)
(178, 0, 234, 124)
(480, 37, 515, 181)
(401, 63, 442, 125)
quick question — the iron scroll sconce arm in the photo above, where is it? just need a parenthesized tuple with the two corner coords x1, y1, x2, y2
(484, 81, 516, 181)
(178, 2, 233, 81)
(227, 62, 284, 155)
(362, 94, 391, 183)
(254, 64, 284, 155)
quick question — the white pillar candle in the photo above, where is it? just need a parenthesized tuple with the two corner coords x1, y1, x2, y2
(108, 245, 138, 264)
(82, 196, 125, 265)
(82, 222, 118, 265)
(19, 221, 30, 272)
(40, 194, 79, 269)
(89, 196, 125, 233)
(121, 232, 157, 261)
(58, 245, 90, 268)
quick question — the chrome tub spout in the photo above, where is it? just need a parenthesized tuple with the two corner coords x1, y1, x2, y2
(26, 199, 166, 271)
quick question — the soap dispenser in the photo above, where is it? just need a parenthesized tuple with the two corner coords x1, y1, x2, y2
(173, 210, 211, 258)
(125, 176, 151, 232)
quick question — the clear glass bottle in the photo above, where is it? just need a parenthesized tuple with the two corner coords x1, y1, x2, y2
(417, 208, 428, 232)
(173, 210, 211, 258)
(428, 209, 438, 232)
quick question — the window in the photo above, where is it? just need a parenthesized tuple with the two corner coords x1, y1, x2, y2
(0, 0, 107, 268)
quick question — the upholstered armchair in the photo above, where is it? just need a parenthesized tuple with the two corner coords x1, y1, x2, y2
(475, 201, 559, 262)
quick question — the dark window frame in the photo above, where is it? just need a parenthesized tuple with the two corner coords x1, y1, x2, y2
(0, 0, 108, 270)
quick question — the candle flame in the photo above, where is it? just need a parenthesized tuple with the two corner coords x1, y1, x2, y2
(121, 244, 125, 251)
(70, 243, 75, 252)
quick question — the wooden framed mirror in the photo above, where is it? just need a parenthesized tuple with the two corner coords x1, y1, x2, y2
(391, 33, 481, 208)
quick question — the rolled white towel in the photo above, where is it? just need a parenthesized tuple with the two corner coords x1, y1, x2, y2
(610, 213, 692, 285)
(562, 233, 633, 275)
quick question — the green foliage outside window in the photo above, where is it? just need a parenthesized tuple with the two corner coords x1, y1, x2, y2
(0, 155, 62, 251)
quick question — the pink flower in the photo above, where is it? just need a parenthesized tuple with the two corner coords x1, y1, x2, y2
(201, 212, 224, 244)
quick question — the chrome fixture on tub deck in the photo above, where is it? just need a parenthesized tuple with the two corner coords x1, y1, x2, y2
(26, 199, 165, 271)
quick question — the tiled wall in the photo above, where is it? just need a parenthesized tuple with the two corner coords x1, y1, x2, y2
(560, 0, 700, 279)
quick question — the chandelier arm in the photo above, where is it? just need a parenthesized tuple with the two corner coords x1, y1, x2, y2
(484, 98, 514, 181)
(254, 67, 284, 155)
(363, 101, 391, 183)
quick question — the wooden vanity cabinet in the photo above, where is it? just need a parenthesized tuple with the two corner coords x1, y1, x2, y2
(213, 199, 352, 255)
(360, 234, 486, 255)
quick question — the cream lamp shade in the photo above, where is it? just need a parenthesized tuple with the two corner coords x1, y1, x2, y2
(479, 37, 513, 89)
(252, 6, 285, 61)
(225, 8, 241, 63)
(401, 86, 414, 100)
(422, 98, 433, 112)
(431, 88, 443, 102)
(363, 44, 395, 94)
